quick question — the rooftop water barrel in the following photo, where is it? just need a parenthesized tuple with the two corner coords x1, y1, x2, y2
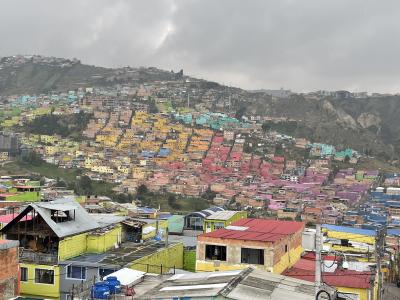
(106, 276, 122, 294)
(91, 282, 110, 299)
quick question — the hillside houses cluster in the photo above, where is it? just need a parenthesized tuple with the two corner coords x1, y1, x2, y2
(0, 190, 399, 299)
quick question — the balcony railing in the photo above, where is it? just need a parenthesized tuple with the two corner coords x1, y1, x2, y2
(20, 248, 58, 264)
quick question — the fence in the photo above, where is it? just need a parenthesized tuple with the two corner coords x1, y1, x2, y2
(20, 248, 58, 264)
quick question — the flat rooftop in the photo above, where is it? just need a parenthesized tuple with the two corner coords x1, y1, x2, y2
(60, 241, 178, 268)
(205, 210, 240, 221)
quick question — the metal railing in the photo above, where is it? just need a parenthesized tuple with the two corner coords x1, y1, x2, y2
(20, 248, 58, 264)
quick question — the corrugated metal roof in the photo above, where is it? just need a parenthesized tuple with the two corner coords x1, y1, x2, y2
(284, 268, 372, 289)
(200, 218, 304, 242)
(1, 197, 121, 238)
(137, 268, 316, 300)
(206, 210, 239, 220)
(322, 224, 376, 237)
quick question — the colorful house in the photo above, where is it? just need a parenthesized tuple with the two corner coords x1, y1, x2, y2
(204, 210, 248, 233)
(196, 218, 305, 274)
(0, 197, 125, 299)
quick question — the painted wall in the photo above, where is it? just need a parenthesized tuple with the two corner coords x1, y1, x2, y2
(272, 245, 303, 274)
(59, 233, 87, 261)
(20, 263, 60, 299)
(86, 225, 122, 253)
(130, 243, 183, 274)
(183, 249, 196, 272)
(204, 211, 248, 233)
(336, 286, 369, 300)
(59, 225, 122, 261)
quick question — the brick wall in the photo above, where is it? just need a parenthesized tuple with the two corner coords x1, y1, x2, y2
(0, 247, 18, 281)
(0, 243, 19, 300)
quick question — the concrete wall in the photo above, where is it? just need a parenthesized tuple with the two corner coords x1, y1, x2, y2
(59, 233, 88, 261)
(59, 225, 122, 260)
(130, 243, 184, 274)
(86, 225, 122, 253)
(196, 229, 303, 274)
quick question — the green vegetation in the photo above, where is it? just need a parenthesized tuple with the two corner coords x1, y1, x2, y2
(148, 97, 159, 113)
(0, 157, 116, 197)
(137, 184, 209, 212)
(22, 111, 92, 140)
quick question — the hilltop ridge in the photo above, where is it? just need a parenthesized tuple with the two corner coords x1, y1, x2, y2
(1, 55, 399, 164)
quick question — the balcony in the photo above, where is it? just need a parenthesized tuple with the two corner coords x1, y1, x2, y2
(20, 248, 58, 264)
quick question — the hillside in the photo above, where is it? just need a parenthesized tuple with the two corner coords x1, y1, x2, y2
(0, 55, 181, 95)
(241, 94, 397, 161)
(0, 55, 399, 164)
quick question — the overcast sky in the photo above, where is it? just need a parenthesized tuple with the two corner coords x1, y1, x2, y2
(1, 0, 400, 92)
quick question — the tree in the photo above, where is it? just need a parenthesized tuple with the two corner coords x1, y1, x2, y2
(275, 143, 284, 155)
(344, 155, 351, 163)
(235, 106, 246, 120)
(148, 98, 159, 113)
(168, 194, 181, 209)
(55, 180, 67, 188)
(137, 184, 148, 200)
(21, 151, 43, 165)
(75, 175, 93, 195)
(202, 188, 216, 201)
(262, 122, 271, 132)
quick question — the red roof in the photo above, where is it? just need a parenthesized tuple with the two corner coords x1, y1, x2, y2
(302, 251, 341, 262)
(199, 218, 304, 242)
(0, 214, 32, 224)
(283, 268, 372, 289)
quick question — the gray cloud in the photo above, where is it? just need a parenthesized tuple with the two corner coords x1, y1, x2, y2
(1, 0, 400, 92)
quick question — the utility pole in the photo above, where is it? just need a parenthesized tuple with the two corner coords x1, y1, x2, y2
(315, 224, 322, 296)
(375, 226, 386, 300)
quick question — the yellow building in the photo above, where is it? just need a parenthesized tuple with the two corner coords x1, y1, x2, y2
(0, 197, 125, 299)
(203, 210, 248, 233)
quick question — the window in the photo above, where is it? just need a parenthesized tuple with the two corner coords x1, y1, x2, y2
(205, 245, 226, 261)
(67, 266, 86, 280)
(341, 239, 349, 247)
(21, 267, 28, 282)
(35, 269, 54, 284)
(241, 248, 264, 265)
(284, 245, 288, 253)
(99, 268, 115, 279)
(214, 222, 225, 230)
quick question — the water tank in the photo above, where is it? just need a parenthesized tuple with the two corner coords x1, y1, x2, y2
(106, 276, 122, 294)
(91, 282, 110, 299)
